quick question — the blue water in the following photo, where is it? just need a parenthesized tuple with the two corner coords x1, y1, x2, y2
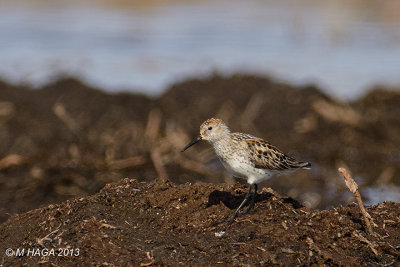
(0, 0, 400, 98)
(364, 185, 400, 205)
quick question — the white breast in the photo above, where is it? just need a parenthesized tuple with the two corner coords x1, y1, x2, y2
(219, 158, 248, 179)
(219, 157, 275, 184)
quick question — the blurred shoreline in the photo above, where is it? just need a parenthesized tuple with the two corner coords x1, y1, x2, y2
(1, 0, 400, 99)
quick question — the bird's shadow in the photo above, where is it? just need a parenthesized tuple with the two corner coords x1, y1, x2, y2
(207, 189, 303, 210)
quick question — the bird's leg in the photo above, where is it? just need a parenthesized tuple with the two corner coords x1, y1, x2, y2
(242, 183, 257, 215)
(226, 184, 253, 225)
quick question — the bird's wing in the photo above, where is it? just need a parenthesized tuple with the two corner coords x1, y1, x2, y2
(244, 137, 310, 171)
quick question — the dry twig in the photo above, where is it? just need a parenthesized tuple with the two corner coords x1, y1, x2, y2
(352, 231, 379, 256)
(144, 109, 162, 142)
(0, 154, 23, 169)
(108, 156, 146, 170)
(239, 93, 264, 129)
(140, 251, 155, 266)
(338, 168, 376, 235)
(151, 148, 168, 180)
(313, 99, 361, 126)
(145, 109, 168, 180)
(37, 228, 60, 247)
(53, 102, 81, 135)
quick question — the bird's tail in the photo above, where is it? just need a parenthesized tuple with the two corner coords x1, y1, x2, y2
(298, 161, 311, 169)
(286, 157, 311, 169)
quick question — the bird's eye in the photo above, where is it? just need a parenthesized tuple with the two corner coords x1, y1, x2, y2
(208, 127, 213, 130)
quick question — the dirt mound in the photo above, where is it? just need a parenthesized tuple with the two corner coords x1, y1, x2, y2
(1, 178, 399, 266)
(0, 74, 400, 224)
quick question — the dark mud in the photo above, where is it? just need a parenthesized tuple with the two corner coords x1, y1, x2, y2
(1, 178, 399, 266)
(0, 74, 399, 265)
(0, 74, 399, 223)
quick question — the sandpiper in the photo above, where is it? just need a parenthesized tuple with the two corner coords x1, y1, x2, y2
(182, 118, 311, 225)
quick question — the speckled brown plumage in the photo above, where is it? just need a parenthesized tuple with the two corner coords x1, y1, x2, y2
(183, 118, 311, 184)
(245, 138, 310, 171)
(182, 118, 311, 225)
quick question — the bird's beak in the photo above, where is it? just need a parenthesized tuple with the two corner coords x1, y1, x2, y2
(181, 135, 202, 152)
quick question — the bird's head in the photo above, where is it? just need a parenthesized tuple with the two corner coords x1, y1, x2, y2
(181, 118, 230, 152)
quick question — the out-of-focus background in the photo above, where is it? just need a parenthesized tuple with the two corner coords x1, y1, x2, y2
(0, 0, 400, 223)
(1, 0, 400, 99)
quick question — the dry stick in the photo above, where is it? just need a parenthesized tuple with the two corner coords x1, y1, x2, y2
(150, 148, 168, 180)
(145, 109, 168, 180)
(144, 109, 162, 141)
(108, 156, 146, 170)
(239, 93, 264, 129)
(37, 228, 60, 247)
(352, 231, 378, 256)
(140, 251, 155, 266)
(53, 102, 81, 135)
(0, 154, 23, 169)
(313, 99, 361, 126)
(338, 168, 375, 235)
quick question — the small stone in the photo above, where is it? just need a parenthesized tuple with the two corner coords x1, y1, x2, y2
(215, 231, 226, 238)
